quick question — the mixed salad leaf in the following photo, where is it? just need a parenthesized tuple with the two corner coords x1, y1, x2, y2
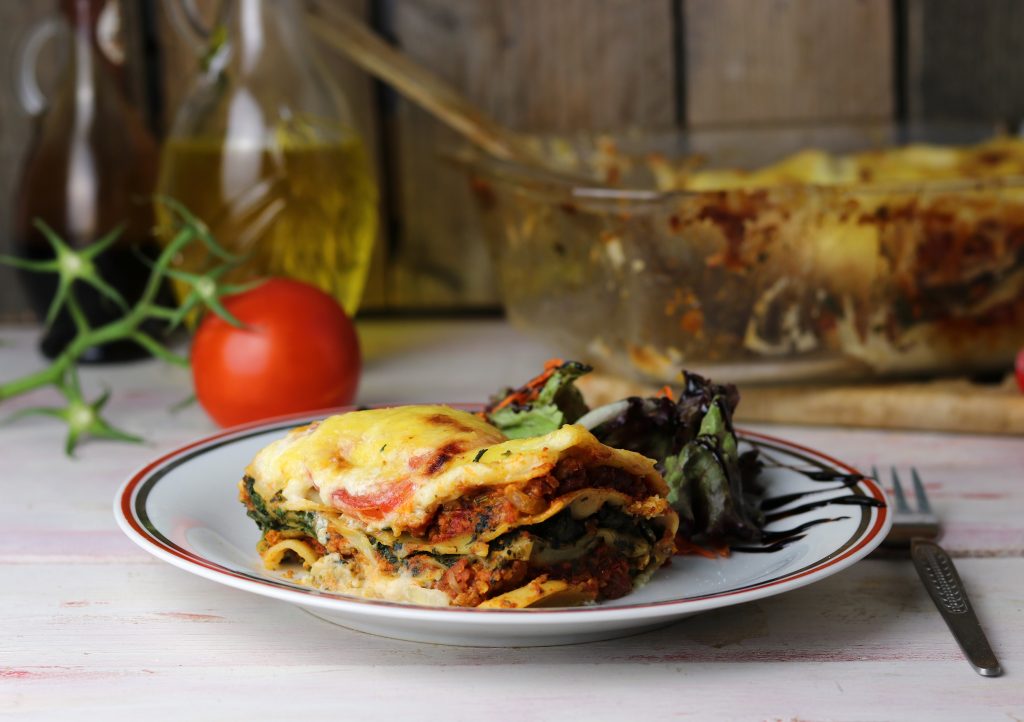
(482, 359, 591, 439)
(484, 361, 764, 546)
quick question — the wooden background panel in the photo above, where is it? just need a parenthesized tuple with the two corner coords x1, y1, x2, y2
(385, 0, 677, 308)
(905, 0, 1024, 122)
(0, 0, 58, 323)
(683, 0, 894, 126)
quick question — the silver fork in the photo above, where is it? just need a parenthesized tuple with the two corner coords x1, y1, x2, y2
(874, 466, 1002, 677)
(877, 467, 939, 547)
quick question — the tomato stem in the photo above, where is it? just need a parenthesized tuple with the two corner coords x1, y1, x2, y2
(0, 199, 250, 456)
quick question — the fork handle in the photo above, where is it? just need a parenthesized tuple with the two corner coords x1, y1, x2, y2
(911, 539, 1003, 677)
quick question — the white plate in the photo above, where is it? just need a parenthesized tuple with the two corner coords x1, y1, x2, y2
(114, 411, 891, 647)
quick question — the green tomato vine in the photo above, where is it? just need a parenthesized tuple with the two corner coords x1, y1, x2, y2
(0, 198, 254, 455)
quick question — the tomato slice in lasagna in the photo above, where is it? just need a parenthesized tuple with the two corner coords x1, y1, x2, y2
(240, 405, 679, 608)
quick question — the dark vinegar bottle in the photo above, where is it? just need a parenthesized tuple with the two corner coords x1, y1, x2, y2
(12, 0, 173, 362)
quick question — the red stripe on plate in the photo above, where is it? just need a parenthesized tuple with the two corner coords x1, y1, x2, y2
(118, 413, 890, 615)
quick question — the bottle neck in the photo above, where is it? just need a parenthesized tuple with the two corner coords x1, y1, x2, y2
(168, 0, 350, 141)
(235, 0, 264, 76)
(61, 0, 103, 38)
(60, 0, 127, 96)
(66, 0, 103, 236)
(223, 0, 309, 78)
(71, 2, 96, 103)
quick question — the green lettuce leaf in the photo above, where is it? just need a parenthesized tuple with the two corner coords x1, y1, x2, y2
(660, 398, 763, 542)
(590, 373, 763, 544)
(484, 361, 591, 439)
(484, 363, 764, 545)
(487, 404, 565, 440)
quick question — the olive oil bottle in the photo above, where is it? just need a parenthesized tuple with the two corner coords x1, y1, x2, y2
(157, 0, 377, 314)
(157, 132, 377, 314)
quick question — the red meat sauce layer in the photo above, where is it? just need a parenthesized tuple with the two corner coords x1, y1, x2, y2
(250, 457, 654, 607)
(417, 456, 652, 543)
(433, 543, 634, 607)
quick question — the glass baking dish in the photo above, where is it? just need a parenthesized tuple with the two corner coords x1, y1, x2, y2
(460, 124, 1024, 384)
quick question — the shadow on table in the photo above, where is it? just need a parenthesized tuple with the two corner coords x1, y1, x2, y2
(269, 559, 937, 668)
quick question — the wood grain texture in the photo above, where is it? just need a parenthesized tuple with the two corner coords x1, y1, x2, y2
(737, 378, 1024, 436)
(683, 0, 895, 126)
(2, 559, 1021, 721)
(386, 0, 676, 307)
(905, 0, 1024, 122)
(1, 320, 1023, 720)
(0, 0, 58, 323)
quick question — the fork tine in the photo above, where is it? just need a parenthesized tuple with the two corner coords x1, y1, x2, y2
(890, 466, 912, 513)
(911, 468, 933, 515)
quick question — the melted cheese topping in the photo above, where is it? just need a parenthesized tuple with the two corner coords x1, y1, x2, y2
(246, 405, 665, 533)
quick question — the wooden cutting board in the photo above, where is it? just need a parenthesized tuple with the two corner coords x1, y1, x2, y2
(577, 373, 1024, 436)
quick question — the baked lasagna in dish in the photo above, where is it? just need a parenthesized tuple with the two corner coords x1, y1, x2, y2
(240, 405, 679, 608)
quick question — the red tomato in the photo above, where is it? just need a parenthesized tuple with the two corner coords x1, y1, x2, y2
(191, 278, 361, 427)
(331, 481, 412, 520)
(1016, 348, 1024, 393)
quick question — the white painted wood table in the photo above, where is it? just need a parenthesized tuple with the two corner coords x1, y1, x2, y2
(2, 320, 1023, 721)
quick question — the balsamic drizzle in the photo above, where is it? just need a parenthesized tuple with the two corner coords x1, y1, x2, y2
(764, 496, 884, 525)
(728, 448, 885, 554)
(762, 517, 850, 543)
(759, 484, 848, 512)
(731, 517, 849, 553)
(757, 449, 868, 485)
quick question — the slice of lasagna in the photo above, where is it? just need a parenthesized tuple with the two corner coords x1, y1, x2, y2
(240, 405, 678, 608)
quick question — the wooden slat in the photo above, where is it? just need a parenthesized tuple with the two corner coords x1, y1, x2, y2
(387, 0, 677, 308)
(905, 0, 1024, 122)
(153, 0, 388, 311)
(2, 559, 1020, 719)
(683, 0, 894, 126)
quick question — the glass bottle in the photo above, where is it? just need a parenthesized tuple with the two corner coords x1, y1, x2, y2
(157, 0, 378, 316)
(12, 0, 173, 362)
